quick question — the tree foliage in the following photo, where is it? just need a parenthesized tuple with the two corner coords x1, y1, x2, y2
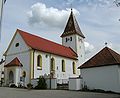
(34, 76, 47, 89)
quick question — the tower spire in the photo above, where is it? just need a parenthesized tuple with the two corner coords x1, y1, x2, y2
(60, 8, 85, 38)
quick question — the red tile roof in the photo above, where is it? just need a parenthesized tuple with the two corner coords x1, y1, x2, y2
(78, 47, 120, 69)
(17, 29, 77, 59)
(4, 57, 23, 67)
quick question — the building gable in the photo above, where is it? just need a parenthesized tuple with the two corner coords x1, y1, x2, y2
(4, 57, 23, 67)
(4, 30, 30, 56)
(79, 47, 120, 69)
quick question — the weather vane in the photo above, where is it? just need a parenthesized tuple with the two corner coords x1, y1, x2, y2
(70, 3, 73, 11)
(105, 42, 108, 47)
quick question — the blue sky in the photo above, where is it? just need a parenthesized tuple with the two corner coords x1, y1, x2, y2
(1, 0, 120, 60)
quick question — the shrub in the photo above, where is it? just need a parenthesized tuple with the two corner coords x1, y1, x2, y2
(27, 83, 33, 89)
(34, 76, 47, 89)
(9, 83, 17, 88)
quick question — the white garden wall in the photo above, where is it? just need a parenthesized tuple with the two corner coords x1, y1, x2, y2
(69, 77, 82, 90)
(81, 65, 120, 93)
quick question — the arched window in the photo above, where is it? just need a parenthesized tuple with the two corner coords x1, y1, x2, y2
(51, 58, 55, 71)
(66, 38, 67, 42)
(62, 60, 65, 72)
(73, 62, 76, 74)
(37, 55, 42, 69)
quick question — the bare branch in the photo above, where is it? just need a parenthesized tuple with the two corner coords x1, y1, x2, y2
(114, 0, 120, 7)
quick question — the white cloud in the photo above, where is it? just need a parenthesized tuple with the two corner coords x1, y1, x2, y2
(65, 0, 75, 5)
(27, 2, 80, 28)
(66, 0, 113, 8)
(84, 42, 94, 54)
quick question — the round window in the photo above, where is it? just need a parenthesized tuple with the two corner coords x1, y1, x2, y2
(15, 43, 19, 47)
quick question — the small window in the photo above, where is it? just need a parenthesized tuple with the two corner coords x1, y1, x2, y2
(66, 38, 67, 42)
(70, 37, 72, 41)
(57, 66, 58, 70)
(15, 43, 19, 47)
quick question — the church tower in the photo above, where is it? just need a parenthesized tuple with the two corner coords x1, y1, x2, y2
(61, 9, 85, 66)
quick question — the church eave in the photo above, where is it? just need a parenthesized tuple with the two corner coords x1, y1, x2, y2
(60, 32, 85, 38)
(32, 48, 78, 60)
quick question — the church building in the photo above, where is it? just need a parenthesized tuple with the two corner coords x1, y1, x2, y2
(4, 9, 85, 86)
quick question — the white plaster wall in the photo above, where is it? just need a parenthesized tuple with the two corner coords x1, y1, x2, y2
(118, 66, 120, 89)
(52, 54, 76, 83)
(76, 35, 85, 65)
(76, 35, 85, 75)
(62, 35, 85, 75)
(62, 35, 76, 52)
(5, 32, 29, 56)
(4, 68, 7, 85)
(5, 52, 30, 86)
(81, 65, 120, 93)
(5, 67, 23, 86)
(34, 51, 50, 79)
(0, 62, 4, 81)
(33, 51, 79, 84)
(62, 35, 85, 64)
(4, 32, 31, 86)
(46, 78, 57, 89)
(6, 67, 20, 86)
(4, 67, 15, 85)
(15, 67, 20, 86)
(69, 78, 82, 90)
